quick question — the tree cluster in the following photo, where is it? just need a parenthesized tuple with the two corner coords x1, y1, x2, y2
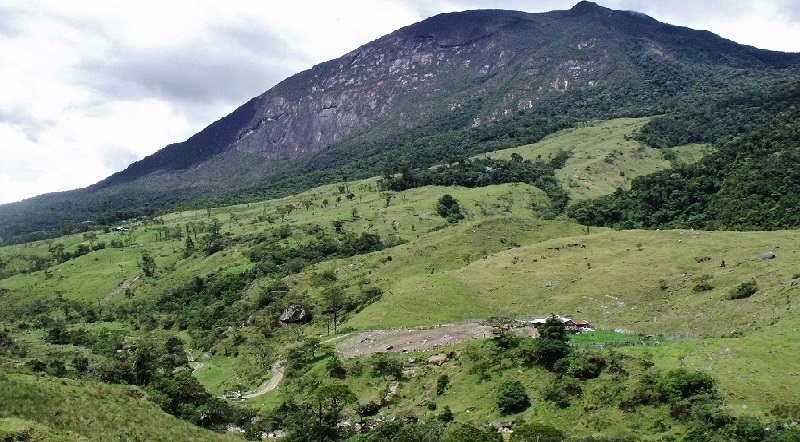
(382, 155, 571, 214)
(569, 107, 800, 230)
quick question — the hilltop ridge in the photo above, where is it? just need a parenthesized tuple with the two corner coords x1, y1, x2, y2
(1, 3, 798, 244)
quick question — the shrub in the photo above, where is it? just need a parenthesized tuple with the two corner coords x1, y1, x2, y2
(692, 275, 714, 292)
(496, 380, 531, 415)
(659, 369, 717, 403)
(436, 194, 464, 223)
(511, 421, 565, 442)
(438, 405, 454, 423)
(728, 280, 758, 300)
(566, 350, 606, 380)
(530, 333, 571, 370)
(436, 374, 450, 395)
(443, 422, 503, 442)
(545, 376, 582, 408)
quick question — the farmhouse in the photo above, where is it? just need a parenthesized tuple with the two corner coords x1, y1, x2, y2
(527, 315, 593, 333)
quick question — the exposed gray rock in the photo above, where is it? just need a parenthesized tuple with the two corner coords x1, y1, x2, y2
(279, 304, 310, 323)
(762, 251, 777, 260)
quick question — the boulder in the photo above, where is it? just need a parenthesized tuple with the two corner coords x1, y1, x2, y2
(761, 251, 777, 260)
(279, 304, 310, 323)
(426, 353, 449, 366)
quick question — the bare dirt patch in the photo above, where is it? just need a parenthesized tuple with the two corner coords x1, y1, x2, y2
(102, 276, 139, 302)
(335, 323, 532, 358)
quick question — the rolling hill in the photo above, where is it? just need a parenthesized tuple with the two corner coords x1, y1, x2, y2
(1, 1, 798, 244)
(2, 2, 800, 440)
(2, 114, 800, 440)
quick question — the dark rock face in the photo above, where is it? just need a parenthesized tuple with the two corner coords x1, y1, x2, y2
(3, 3, 799, 243)
(228, 10, 535, 159)
(125, 5, 799, 173)
(279, 304, 311, 324)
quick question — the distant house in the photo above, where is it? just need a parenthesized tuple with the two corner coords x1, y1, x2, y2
(222, 390, 242, 399)
(565, 319, 593, 333)
(526, 315, 592, 333)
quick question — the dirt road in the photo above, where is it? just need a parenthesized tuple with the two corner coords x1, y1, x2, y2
(242, 359, 284, 399)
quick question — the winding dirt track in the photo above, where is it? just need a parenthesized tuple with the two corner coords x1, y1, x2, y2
(102, 276, 139, 301)
(242, 359, 284, 399)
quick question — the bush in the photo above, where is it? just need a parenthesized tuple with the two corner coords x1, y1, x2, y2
(728, 280, 758, 300)
(496, 380, 531, 415)
(565, 350, 606, 380)
(436, 374, 450, 395)
(659, 369, 718, 403)
(443, 422, 503, 442)
(545, 376, 582, 408)
(511, 421, 565, 442)
(436, 194, 464, 223)
(438, 405, 454, 423)
(692, 275, 714, 292)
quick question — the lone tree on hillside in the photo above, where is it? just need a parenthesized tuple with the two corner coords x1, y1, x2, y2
(289, 382, 356, 442)
(496, 380, 531, 415)
(321, 286, 347, 334)
(141, 252, 156, 277)
(529, 315, 571, 370)
(437, 194, 464, 223)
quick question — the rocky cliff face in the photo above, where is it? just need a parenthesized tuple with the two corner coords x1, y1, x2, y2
(227, 6, 611, 158)
(102, 1, 800, 179)
(222, 1, 797, 161)
(3, 2, 799, 243)
(229, 10, 531, 157)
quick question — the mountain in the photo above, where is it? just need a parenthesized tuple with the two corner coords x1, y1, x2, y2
(1, 1, 799, 244)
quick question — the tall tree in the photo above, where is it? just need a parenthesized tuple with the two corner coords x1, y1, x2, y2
(321, 286, 347, 334)
(529, 315, 570, 370)
(310, 383, 357, 442)
(141, 252, 156, 277)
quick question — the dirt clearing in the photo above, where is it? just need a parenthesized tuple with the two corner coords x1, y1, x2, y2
(335, 323, 535, 358)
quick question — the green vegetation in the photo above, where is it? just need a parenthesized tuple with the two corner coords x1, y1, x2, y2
(1, 115, 800, 440)
(570, 107, 800, 230)
(496, 380, 531, 414)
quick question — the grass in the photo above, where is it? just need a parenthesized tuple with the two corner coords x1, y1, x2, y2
(0, 368, 238, 441)
(485, 118, 710, 201)
(190, 353, 249, 397)
(569, 330, 644, 345)
(0, 116, 796, 438)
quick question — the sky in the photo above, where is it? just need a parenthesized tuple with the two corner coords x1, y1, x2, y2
(1, 0, 799, 205)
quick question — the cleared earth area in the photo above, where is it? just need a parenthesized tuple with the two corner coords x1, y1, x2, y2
(335, 323, 537, 358)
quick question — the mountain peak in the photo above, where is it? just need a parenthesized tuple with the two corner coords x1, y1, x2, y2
(569, 1, 607, 14)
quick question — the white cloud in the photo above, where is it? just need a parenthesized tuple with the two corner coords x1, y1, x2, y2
(0, 0, 798, 204)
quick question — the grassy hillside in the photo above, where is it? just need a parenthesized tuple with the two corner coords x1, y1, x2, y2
(487, 117, 711, 201)
(0, 367, 238, 441)
(1, 117, 798, 440)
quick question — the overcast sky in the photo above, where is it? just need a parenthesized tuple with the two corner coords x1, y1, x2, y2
(1, 0, 799, 205)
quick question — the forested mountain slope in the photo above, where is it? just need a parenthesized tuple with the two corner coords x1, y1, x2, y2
(1, 2, 798, 244)
(569, 106, 800, 230)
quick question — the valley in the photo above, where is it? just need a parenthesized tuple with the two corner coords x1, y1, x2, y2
(1, 3, 800, 440)
(2, 115, 799, 440)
